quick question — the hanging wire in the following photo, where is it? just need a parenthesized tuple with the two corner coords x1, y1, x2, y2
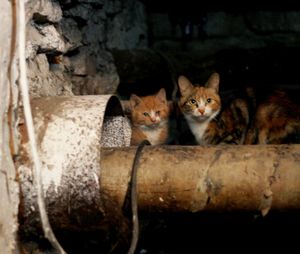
(17, 0, 66, 252)
(127, 140, 150, 254)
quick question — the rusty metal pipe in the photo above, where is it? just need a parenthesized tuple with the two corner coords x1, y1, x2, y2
(18, 95, 132, 234)
(100, 145, 300, 215)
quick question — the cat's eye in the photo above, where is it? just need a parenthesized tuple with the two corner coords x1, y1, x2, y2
(143, 112, 149, 116)
(156, 111, 160, 115)
(207, 98, 212, 103)
(190, 99, 197, 104)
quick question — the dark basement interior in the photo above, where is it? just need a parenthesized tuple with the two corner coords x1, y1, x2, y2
(18, 0, 300, 253)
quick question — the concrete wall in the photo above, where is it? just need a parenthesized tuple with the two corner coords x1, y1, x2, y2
(0, 0, 20, 253)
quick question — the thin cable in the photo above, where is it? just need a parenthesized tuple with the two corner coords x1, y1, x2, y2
(18, 0, 66, 253)
(127, 140, 150, 254)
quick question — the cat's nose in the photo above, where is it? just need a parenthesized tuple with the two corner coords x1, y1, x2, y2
(150, 117, 156, 122)
(198, 108, 205, 115)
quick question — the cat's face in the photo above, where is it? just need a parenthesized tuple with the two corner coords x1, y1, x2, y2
(178, 73, 221, 122)
(130, 88, 169, 129)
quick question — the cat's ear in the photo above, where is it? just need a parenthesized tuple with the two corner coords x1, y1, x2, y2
(205, 72, 220, 93)
(156, 88, 167, 104)
(178, 76, 194, 97)
(130, 94, 142, 108)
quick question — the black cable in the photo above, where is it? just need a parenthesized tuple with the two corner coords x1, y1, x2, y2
(127, 140, 151, 254)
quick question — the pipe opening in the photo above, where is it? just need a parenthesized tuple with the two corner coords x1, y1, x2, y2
(101, 95, 132, 147)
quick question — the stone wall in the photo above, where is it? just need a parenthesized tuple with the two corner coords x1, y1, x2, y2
(26, 0, 147, 97)
(26, 1, 300, 97)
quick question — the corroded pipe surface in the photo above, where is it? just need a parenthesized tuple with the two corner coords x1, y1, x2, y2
(18, 95, 131, 234)
(100, 145, 300, 215)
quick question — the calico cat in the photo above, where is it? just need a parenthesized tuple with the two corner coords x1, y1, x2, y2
(129, 88, 170, 145)
(245, 89, 300, 144)
(177, 73, 249, 145)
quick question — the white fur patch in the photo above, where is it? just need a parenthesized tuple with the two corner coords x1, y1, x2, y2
(143, 128, 161, 145)
(185, 109, 220, 145)
(140, 119, 167, 145)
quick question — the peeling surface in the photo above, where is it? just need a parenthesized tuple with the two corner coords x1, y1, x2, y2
(18, 95, 131, 234)
(201, 149, 223, 206)
(259, 146, 287, 216)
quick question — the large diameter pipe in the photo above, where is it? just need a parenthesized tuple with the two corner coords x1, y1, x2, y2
(100, 145, 300, 215)
(18, 95, 131, 234)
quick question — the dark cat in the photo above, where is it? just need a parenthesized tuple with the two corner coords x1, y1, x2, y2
(245, 89, 300, 144)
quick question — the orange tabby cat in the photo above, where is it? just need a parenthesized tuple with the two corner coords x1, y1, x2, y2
(178, 73, 249, 145)
(129, 88, 170, 145)
(245, 89, 300, 144)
